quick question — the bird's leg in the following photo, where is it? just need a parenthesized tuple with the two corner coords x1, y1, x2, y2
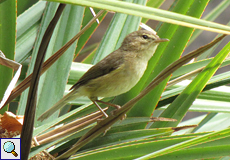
(95, 100, 121, 110)
(95, 100, 126, 120)
(92, 100, 109, 118)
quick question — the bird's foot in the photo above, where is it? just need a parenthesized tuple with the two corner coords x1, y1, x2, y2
(94, 100, 126, 120)
(103, 127, 111, 136)
(110, 105, 126, 121)
(96, 116, 111, 136)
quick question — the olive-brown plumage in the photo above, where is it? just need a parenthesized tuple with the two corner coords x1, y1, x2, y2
(38, 30, 168, 121)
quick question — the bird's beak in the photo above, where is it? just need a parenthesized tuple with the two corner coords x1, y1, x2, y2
(155, 38, 169, 43)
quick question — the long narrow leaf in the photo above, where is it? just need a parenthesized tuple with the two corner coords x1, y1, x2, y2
(47, 0, 230, 34)
(151, 38, 230, 128)
(0, 0, 16, 113)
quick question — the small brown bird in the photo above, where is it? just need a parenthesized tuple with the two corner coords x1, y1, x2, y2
(38, 30, 168, 121)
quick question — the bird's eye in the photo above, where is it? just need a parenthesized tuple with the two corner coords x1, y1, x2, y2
(142, 35, 148, 39)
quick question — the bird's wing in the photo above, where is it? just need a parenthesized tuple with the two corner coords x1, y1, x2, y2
(70, 50, 124, 90)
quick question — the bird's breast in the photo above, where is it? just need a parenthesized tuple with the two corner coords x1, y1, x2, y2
(78, 57, 148, 98)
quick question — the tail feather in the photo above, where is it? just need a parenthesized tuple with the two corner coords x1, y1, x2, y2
(37, 90, 80, 122)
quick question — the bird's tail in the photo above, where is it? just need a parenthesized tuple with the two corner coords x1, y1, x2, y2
(37, 90, 80, 122)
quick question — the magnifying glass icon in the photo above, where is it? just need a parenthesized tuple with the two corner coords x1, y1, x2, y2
(3, 141, 18, 157)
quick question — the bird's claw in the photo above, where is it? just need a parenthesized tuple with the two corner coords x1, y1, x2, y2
(110, 107, 126, 120)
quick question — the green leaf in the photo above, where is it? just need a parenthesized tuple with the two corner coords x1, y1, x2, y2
(153, 145, 230, 160)
(17, 0, 38, 15)
(92, 0, 147, 64)
(15, 1, 46, 63)
(35, 4, 85, 126)
(135, 128, 230, 159)
(46, 0, 230, 34)
(189, 0, 230, 45)
(81, 127, 175, 151)
(74, 8, 107, 58)
(0, 0, 16, 113)
(71, 133, 207, 159)
(17, 2, 60, 115)
(125, 0, 208, 129)
(152, 39, 230, 128)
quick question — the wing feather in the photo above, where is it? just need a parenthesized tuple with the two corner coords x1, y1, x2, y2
(70, 50, 124, 90)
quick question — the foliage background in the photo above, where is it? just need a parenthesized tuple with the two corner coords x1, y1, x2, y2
(1, 0, 230, 159)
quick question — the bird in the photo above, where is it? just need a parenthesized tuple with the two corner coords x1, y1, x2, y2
(37, 30, 168, 122)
